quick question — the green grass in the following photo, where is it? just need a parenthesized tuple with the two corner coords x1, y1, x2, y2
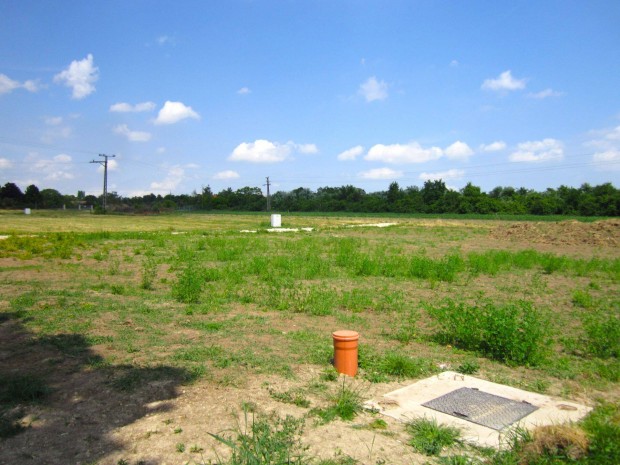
(406, 417, 462, 456)
(427, 299, 551, 366)
(311, 379, 366, 423)
(0, 212, 618, 462)
(207, 409, 310, 465)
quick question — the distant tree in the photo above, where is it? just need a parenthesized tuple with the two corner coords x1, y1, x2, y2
(24, 184, 42, 208)
(40, 188, 64, 209)
(1, 182, 25, 208)
(422, 179, 447, 212)
(386, 182, 404, 209)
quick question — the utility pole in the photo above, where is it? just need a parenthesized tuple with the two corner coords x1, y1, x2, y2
(264, 176, 271, 211)
(90, 154, 115, 213)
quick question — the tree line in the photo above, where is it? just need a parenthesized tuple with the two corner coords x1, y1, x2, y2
(1, 180, 618, 216)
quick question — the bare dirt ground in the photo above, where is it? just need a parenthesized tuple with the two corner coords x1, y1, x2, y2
(1, 218, 618, 465)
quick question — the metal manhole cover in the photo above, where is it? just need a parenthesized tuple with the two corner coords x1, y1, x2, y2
(422, 387, 538, 431)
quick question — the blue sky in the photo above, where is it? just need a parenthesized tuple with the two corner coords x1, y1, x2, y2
(1, 0, 619, 197)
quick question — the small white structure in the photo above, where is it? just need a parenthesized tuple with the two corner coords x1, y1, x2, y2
(24, 208, 31, 215)
(270, 214, 282, 228)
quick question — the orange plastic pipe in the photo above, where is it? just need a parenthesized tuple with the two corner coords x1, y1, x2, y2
(332, 330, 359, 377)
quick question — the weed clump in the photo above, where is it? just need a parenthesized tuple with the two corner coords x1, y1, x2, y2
(311, 379, 365, 423)
(208, 409, 309, 465)
(406, 417, 461, 456)
(428, 299, 550, 366)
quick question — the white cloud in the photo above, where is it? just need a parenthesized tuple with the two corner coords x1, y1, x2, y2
(365, 142, 443, 164)
(586, 125, 620, 170)
(156, 147, 166, 154)
(110, 101, 156, 112)
(229, 140, 316, 163)
(593, 150, 620, 163)
(31, 153, 74, 180)
(358, 167, 403, 180)
(54, 54, 99, 99)
(480, 141, 506, 152)
(528, 88, 564, 99)
(237, 87, 251, 95)
(114, 124, 152, 142)
(150, 165, 184, 191)
(604, 125, 620, 141)
(359, 76, 388, 102)
(419, 169, 465, 182)
(0, 158, 13, 169)
(44, 116, 63, 126)
(510, 138, 563, 162)
(54, 154, 72, 163)
(154, 101, 200, 125)
(47, 171, 75, 181)
(337, 145, 364, 161)
(41, 125, 72, 144)
(213, 170, 240, 180)
(450, 60, 459, 67)
(444, 141, 474, 160)
(295, 143, 318, 154)
(0, 74, 40, 95)
(229, 139, 292, 163)
(157, 35, 176, 46)
(97, 159, 119, 173)
(482, 70, 526, 91)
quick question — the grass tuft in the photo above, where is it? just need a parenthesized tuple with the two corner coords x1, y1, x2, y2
(406, 417, 461, 456)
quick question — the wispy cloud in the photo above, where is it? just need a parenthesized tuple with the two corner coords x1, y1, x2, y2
(358, 167, 403, 180)
(528, 88, 564, 99)
(359, 76, 388, 102)
(509, 138, 563, 162)
(419, 169, 465, 182)
(31, 153, 75, 180)
(0, 73, 40, 95)
(237, 87, 251, 95)
(114, 124, 152, 142)
(480, 141, 506, 152)
(586, 125, 620, 171)
(110, 101, 156, 112)
(213, 170, 240, 180)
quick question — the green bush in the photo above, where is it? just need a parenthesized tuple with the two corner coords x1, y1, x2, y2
(428, 300, 550, 366)
(583, 314, 620, 359)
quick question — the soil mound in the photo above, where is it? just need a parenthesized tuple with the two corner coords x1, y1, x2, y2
(490, 219, 620, 247)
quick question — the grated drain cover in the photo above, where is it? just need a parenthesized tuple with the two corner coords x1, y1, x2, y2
(422, 387, 538, 431)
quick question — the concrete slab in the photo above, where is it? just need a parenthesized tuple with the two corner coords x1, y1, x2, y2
(365, 371, 591, 449)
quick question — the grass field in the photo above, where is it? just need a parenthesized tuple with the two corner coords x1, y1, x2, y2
(1, 211, 618, 465)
